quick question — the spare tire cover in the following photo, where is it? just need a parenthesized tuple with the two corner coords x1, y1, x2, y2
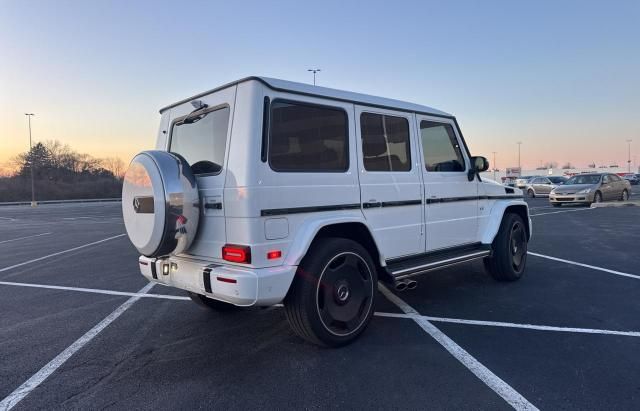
(122, 150, 200, 257)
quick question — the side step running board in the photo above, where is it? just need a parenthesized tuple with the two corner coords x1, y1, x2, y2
(386, 243, 491, 280)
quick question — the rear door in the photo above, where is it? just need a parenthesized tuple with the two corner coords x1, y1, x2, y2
(355, 106, 424, 259)
(166, 86, 236, 260)
(416, 115, 478, 251)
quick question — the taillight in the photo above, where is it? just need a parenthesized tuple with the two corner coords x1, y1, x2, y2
(222, 244, 251, 264)
(267, 250, 282, 260)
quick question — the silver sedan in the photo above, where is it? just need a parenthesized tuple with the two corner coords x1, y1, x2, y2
(549, 173, 631, 206)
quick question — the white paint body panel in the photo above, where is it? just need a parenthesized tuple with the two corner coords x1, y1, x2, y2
(136, 77, 530, 306)
(416, 114, 479, 251)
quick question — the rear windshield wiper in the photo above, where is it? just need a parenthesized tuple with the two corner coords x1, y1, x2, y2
(182, 100, 209, 124)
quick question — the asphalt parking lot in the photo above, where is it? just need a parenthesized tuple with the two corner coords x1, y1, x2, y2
(1, 190, 639, 410)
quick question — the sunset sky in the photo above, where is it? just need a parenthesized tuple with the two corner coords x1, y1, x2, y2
(1, 0, 639, 173)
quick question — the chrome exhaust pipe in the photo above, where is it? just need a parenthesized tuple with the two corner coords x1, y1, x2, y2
(406, 280, 417, 290)
(395, 281, 408, 292)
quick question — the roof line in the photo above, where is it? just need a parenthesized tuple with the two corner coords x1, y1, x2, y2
(159, 76, 455, 120)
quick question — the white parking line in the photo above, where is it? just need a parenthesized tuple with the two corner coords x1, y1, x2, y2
(378, 284, 538, 411)
(0, 280, 189, 300)
(0, 282, 154, 411)
(0, 233, 52, 245)
(374, 312, 640, 337)
(0, 234, 125, 273)
(528, 252, 640, 280)
(529, 208, 593, 217)
(0, 217, 16, 221)
(2, 278, 637, 339)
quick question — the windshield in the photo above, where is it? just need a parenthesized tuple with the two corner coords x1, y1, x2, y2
(565, 175, 601, 185)
(170, 107, 230, 175)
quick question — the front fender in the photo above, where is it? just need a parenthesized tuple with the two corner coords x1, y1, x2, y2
(283, 214, 382, 266)
(480, 199, 531, 245)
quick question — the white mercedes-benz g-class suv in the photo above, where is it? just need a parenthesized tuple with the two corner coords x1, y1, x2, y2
(122, 77, 530, 347)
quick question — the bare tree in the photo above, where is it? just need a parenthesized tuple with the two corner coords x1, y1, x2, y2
(102, 157, 125, 180)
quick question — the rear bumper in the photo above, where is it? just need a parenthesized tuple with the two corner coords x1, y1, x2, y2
(138, 255, 297, 306)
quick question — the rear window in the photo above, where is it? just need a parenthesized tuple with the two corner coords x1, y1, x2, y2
(170, 107, 230, 175)
(269, 101, 348, 172)
(360, 113, 411, 172)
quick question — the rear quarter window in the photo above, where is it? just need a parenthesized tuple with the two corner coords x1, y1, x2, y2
(268, 101, 348, 172)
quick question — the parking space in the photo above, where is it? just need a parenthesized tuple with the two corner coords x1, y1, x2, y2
(1, 200, 639, 409)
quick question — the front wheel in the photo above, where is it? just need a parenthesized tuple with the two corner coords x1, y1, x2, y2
(620, 190, 629, 201)
(484, 213, 528, 281)
(593, 191, 603, 204)
(284, 238, 377, 347)
(527, 189, 535, 198)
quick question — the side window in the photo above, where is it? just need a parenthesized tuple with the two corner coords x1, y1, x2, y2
(542, 178, 551, 184)
(360, 113, 411, 172)
(420, 121, 465, 172)
(610, 174, 621, 182)
(602, 175, 610, 183)
(530, 178, 540, 184)
(269, 101, 348, 172)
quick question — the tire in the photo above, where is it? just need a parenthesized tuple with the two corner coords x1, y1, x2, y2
(484, 213, 528, 282)
(552, 203, 561, 207)
(188, 292, 239, 311)
(527, 189, 535, 198)
(620, 190, 629, 201)
(593, 191, 603, 204)
(283, 238, 377, 347)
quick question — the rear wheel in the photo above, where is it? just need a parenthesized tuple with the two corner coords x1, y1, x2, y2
(484, 213, 528, 282)
(188, 292, 239, 311)
(284, 238, 377, 347)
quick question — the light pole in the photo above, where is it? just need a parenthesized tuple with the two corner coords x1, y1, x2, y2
(307, 69, 321, 85)
(25, 113, 36, 206)
(626, 139, 632, 173)
(517, 142, 522, 171)
(492, 151, 497, 181)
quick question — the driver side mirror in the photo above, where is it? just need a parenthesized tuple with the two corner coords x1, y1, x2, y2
(468, 156, 489, 181)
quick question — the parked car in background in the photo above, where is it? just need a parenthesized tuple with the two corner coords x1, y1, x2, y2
(515, 176, 538, 189)
(622, 174, 639, 185)
(525, 177, 557, 198)
(549, 173, 631, 206)
(548, 176, 568, 185)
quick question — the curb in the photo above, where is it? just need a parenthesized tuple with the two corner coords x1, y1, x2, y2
(590, 201, 640, 208)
